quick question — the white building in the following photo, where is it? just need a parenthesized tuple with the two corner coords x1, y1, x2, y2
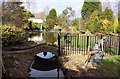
(28, 18, 43, 31)
(28, 18, 45, 44)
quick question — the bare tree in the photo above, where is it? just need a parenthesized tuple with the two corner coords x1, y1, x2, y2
(59, 7, 75, 27)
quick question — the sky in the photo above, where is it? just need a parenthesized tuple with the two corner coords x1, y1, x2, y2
(22, 0, 84, 17)
(21, 0, 119, 18)
(0, 0, 119, 18)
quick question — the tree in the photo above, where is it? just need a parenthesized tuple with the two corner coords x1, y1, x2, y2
(58, 7, 75, 27)
(101, 18, 114, 34)
(113, 18, 119, 33)
(34, 12, 46, 20)
(117, 1, 120, 34)
(71, 18, 80, 31)
(62, 7, 75, 19)
(46, 8, 57, 20)
(81, 0, 102, 19)
(84, 11, 101, 33)
(45, 8, 57, 29)
(72, 18, 79, 27)
(116, 24, 120, 34)
(2, 2, 34, 28)
(57, 14, 68, 27)
(100, 7, 113, 21)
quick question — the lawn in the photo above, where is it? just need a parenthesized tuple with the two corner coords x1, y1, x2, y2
(60, 34, 98, 53)
(100, 55, 120, 77)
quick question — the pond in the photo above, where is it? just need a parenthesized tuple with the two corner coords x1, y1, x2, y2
(29, 51, 64, 78)
(28, 32, 58, 44)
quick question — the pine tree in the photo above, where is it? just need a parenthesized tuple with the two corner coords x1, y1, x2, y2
(45, 8, 57, 29)
(85, 11, 100, 33)
(46, 8, 57, 20)
(81, 0, 102, 19)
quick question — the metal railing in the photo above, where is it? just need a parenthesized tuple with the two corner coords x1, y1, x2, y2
(58, 33, 120, 56)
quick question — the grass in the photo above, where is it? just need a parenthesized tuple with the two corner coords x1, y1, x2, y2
(60, 54, 120, 77)
(60, 34, 98, 50)
(60, 34, 119, 55)
(110, 47, 119, 55)
(104, 47, 119, 55)
(100, 55, 120, 77)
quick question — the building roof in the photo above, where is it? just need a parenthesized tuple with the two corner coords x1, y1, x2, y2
(28, 18, 43, 23)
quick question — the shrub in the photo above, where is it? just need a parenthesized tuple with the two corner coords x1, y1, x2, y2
(1, 25, 28, 46)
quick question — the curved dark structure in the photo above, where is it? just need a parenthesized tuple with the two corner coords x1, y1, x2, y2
(31, 52, 58, 71)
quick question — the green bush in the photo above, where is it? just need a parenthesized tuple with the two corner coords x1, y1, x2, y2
(1, 25, 28, 46)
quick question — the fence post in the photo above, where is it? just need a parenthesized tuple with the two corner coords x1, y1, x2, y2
(100, 34, 103, 39)
(57, 33, 61, 79)
(58, 33, 60, 56)
(118, 35, 120, 55)
(86, 36, 89, 51)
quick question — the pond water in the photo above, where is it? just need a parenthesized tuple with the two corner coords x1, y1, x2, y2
(29, 52, 64, 78)
(28, 32, 57, 44)
(28, 32, 45, 44)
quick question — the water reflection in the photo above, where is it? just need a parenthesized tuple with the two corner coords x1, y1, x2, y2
(43, 32, 57, 44)
(30, 68, 64, 78)
(28, 32, 45, 44)
(28, 32, 57, 44)
(29, 52, 64, 78)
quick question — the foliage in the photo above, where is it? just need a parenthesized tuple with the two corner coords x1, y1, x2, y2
(82, 3, 114, 35)
(43, 32, 57, 44)
(84, 11, 101, 33)
(101, 19, 114, 34)
(2, 2, 34, 28)
(1, 25, 27, 46)
(81, 0, 102, 19)
(57, 14, 68, 27)
(45, 8, 57, 30)
(72, 18, 79, 27)
(100, 55, 120, 77)
(113, 18, 119, 33)
(46, 8, 57, 20)
(99, 7, 113, 21)
(116, 24, 120, 34)
(62, 7, 75, 19)
(56, 7, 75, 28)
(45, 19, 56, 29)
